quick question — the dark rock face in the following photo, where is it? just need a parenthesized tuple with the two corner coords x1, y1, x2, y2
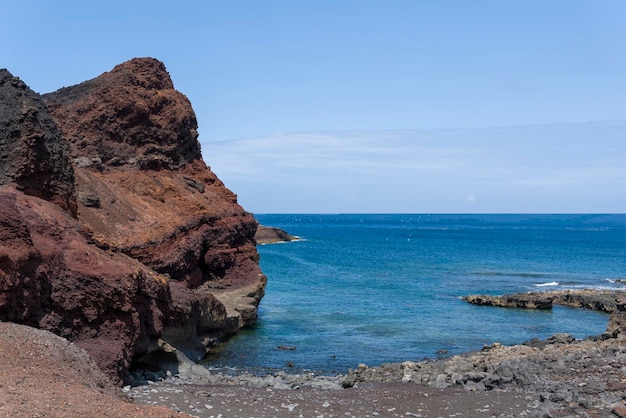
(463, 289, 623, 313)
(0, 70, 76, 215)
(255, 225, 297, 244)
(0, 58, 266, 383)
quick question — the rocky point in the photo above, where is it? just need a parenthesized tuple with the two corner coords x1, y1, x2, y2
(0, 58, 266, 384)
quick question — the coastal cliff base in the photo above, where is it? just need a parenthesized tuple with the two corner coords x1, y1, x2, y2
(124, 290, 626, 417)
(126, 334, 626, 417)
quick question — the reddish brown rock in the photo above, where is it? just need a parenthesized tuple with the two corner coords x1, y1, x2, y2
(43, 58, 201, 170)
(44, 58, 266, 353)
(0, 188, 172, 382)
(0, 58, 266, 383)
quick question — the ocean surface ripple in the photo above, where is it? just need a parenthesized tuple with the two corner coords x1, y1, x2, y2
(204, 214, 626, 375)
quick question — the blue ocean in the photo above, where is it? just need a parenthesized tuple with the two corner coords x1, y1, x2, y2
(204, 214, 626, 375)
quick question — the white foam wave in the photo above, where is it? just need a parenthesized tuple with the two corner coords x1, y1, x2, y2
(534, 281, 560, 287)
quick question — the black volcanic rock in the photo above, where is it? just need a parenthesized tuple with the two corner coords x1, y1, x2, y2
(0, 69, 76, 215)
(255, 225, 297, 244)
(463, 289, 623, 313)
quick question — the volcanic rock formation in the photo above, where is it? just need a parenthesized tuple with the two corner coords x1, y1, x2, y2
(255, 225, 297, 244)
(463, 289, 623, 313)
(0, 69, 76, 215)
(0, 58, 266, 383)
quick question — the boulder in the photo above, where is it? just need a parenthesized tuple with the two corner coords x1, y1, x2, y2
(606, 295, 626, 339)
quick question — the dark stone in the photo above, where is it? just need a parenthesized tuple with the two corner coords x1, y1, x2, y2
(0, 69, 76, 216)
(255, 225, 297, 244)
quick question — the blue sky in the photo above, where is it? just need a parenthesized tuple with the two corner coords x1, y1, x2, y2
(2, 1, 625, 213)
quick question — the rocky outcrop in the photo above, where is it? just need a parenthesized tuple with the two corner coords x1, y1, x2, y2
(0, 188, 174, 380)
(607, 294, 626, 339)
(464, 290, 626, 343)
(0, 59, 266, 383)
(341, 336, 626, 416)
(0, 69, 76, 216)
(255, 225, 297, 244)
(42, 58, 200, 170)
(463, 293, 553, 309)
(463, 289, 623, 313)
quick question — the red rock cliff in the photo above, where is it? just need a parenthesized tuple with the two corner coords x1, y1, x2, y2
(0, 59, 266, 383)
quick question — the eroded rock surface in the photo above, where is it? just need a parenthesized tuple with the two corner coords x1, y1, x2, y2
(0, 59, 266, 383)
(464, 289, 624, 313)
(255, 225, 297, 244)
(0, 69, 76, 215)
(0, 188, 174, 381)
(341, 336, 626, 416)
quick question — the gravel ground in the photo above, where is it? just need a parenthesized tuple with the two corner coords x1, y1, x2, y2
(0, 322, 184, 418)
(126, 334, 626, 418)
(128, 379, 537, 418)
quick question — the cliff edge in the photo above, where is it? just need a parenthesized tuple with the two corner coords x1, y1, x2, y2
(0, 58, 266, 383)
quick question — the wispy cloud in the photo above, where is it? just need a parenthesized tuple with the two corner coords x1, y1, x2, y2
(202, 121, 626, 213)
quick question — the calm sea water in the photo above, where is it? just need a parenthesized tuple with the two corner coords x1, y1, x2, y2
(204, 214, 626, 375)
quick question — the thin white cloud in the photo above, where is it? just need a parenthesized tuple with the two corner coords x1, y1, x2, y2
(202, 121, 626, 213)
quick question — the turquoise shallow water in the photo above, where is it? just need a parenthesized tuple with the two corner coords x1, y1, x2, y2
(204, 214, 626, 375)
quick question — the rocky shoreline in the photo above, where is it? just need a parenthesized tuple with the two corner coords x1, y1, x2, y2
(1, 290, 624, 417)
(121, 289, 626, 417)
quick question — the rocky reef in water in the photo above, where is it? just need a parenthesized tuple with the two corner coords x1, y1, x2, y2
(340, 291, 626, 416)
(254, 225, 297, 244)
(463, 289, 623, 313)
(0, 58, 266, 384)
